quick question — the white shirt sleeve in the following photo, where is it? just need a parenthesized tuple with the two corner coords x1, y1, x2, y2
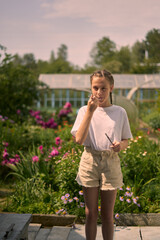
(121, 109, 133, 140)
(71, 106, 86, 137)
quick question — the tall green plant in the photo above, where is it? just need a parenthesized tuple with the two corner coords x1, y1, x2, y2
(6, 146, 55, 185)
(0, 53, 42, 120)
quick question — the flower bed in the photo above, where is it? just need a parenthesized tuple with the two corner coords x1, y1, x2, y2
(0, 103, 160, 220)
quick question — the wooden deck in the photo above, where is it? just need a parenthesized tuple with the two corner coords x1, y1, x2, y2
(28, 224, 72, 240)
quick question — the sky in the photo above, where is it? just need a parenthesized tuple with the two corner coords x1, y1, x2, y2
(1, 0, 160, 67)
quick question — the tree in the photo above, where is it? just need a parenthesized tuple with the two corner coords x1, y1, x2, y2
(131, 41, 146, 63)
(90, 37, 117, 67)
(57, 44, 68, 61)
(0, 53, 42, 119)
(102, 60, 122, 73)
(22, 53, 37, 69)
(47, 58, 73, 73)
(49, 50, 55, 63)
(12, 54, 23, 66)
(12, 53, 37, 70)
(145, 28, 160, 62)
(116, 46, 132, 73)
(37, 59, 50, 74)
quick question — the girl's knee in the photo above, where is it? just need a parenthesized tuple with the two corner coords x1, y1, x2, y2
(85, 207, 98, 221)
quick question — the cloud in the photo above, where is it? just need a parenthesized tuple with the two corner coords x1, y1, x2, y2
(40, 0, 160, 29)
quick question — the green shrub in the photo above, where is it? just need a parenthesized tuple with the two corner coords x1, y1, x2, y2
(149, 115, 160, 130)
(3, 176, 57, 214)
(120, 136, 160, 186)
(0, 54, 42, 121)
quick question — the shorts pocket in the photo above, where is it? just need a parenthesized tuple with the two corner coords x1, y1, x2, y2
(80, 151, 94, 171)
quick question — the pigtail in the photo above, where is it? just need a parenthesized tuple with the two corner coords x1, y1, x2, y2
(110, 92, 113, 104)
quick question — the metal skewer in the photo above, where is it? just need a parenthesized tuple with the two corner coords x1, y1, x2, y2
(105, 133, 114, 145)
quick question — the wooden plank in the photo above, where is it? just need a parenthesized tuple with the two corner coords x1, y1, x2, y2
(35, 229, 51, 240)
(0, 213, 32, 240)
(28, 224, 42, 232)
(0, 224, 15, 239)
(28, 224, 42, 240)
(0, 213, 32, 231)
(28, 231, 39, 240)
(47, 226, 71, 240)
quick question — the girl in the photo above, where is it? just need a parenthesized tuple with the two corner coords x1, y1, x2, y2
(71, 70, 132, 240)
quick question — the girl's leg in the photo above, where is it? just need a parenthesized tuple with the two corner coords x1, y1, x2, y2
(100, 189, 117, 240)
(82, 186, 99, 240)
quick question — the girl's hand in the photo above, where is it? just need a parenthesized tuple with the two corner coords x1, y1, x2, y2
(87, 94, 99, 113)
(110, 141, 121, 152)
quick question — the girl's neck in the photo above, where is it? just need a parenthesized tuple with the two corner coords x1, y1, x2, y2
(98, 101, 112, 108)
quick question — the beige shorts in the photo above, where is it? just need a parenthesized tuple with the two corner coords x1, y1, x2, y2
(76, 147, 123, 190)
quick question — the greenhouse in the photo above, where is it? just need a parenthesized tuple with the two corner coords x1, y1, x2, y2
(38, 73, 160, 109)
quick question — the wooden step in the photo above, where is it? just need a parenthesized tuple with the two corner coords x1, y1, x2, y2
(0, 213, 32, 240)
(28, 224, 42, 240)
(47, 226, 71, 240)
(35, 228, 51, 240)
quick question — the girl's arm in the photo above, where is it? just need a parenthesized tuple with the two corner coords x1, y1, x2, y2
(75, 95, 98, 145)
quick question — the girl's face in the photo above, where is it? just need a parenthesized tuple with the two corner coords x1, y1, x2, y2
(91, 76, 114, 107)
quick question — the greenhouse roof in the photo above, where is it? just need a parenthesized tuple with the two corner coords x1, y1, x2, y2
(39, 74, 160, 90)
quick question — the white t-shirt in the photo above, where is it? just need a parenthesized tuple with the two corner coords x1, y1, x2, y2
(71, 105, 132, 151)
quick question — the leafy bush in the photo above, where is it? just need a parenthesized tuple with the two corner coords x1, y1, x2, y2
(3, 176, 57, 214)
(54, 148, 83, 196)
(0, 53, 42, 121)
(120, 136, 160, 186)
(149, 115, 160, 130)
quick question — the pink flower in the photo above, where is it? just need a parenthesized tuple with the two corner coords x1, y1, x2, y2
(3, 149, 9, 159)
(1, 160, 7, 166)
(62, 152, 69, 159)
(50, 149, 59, 157)
(14, 155, 20, 163)
(16, 109, 21, 114)
(80, 202, 85, 208)
(115, 213, 120, 219)
(125, 191, 133, 197)
(39, 145, 44, 154)
(56, 160, 61, 164)
(35, 115, 42, 120)
(133, 198, 137, 204)
(65, 193, 70, 198)
(2, 142, 9, 147)
(79, 190, 83, 195)
(9, 158, 16, 164)
(73, 197, 79, 202)
(64, 102, 72, 109)
(120, 196, 124, 201)
(32, 156, 39, 162)
(61, 196, 65, 200)
(55, 137, 62, 145)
